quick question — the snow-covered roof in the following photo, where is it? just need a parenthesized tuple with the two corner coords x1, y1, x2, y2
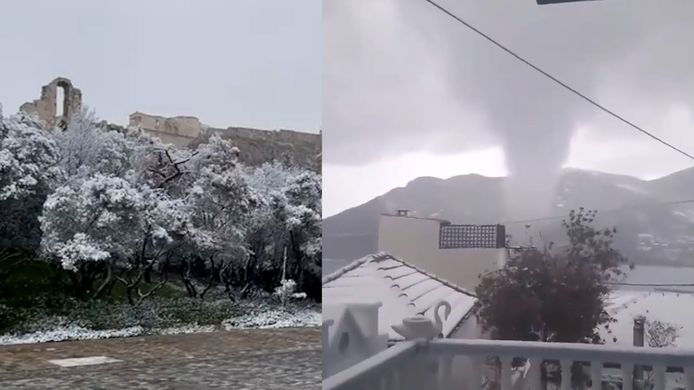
(322, 252, 477, 341)
(604, 289, 694, 348)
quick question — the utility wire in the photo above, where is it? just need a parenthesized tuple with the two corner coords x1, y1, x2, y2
(422, 0, 694, 161)
(502, 198, 694, 225)
(608, 282, 694, 287)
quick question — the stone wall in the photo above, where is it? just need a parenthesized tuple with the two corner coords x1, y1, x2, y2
(132, 112, 321, 171)
(20, 77, 82, 129)
(200, 127, 321, 171)
(129, 112, 203, 148)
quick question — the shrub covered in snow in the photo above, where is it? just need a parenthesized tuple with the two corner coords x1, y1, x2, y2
(274, 279, 297, 304)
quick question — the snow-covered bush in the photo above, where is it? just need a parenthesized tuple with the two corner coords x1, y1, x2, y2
(274, 279, 297, 305)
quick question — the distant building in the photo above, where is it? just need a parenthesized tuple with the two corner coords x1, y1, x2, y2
(129, 112, 203, 147)
(377, 213, 508, 292)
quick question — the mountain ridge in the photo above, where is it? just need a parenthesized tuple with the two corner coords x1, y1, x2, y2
(324, 167, 694, 263)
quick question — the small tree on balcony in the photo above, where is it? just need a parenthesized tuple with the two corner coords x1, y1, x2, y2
(475, 208, 629, 386)
(476, 208, 627, 342)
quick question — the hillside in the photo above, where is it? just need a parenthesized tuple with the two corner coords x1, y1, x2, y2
(323, 167, 694, 263)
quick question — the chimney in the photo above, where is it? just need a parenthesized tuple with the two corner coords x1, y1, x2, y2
(633, 316, 646, 388)
(633, 316, 645, 347)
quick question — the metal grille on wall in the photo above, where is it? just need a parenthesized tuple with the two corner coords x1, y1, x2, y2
(439, 224, 506, 249)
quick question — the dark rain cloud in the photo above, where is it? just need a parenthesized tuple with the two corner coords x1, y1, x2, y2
(324, 0, 694, 174)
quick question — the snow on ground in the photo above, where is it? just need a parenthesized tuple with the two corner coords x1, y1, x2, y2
(0, 310, 320, 346)
(223, 308, 321, 330)
(0, 325, 145, 345)
(156, 324, 218, 335)
(604, 289, 694, 347)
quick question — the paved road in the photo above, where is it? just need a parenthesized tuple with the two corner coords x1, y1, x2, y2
(0, 328, 320, 389)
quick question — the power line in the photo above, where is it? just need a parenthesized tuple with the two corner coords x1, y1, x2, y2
(608, 282, 694, 287)
(422, 0, 694, 161)
(502, 198, 694, 225)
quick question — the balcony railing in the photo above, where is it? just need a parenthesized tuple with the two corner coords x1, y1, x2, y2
(323, 337, 694, 390)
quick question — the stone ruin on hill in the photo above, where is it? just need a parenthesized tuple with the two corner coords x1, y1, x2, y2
(20, 77, 321, 171)
(20, 77, 82, 130)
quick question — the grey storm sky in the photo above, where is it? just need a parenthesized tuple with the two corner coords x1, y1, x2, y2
(0, 0, 321, 132)
(324, 0, 694, 217)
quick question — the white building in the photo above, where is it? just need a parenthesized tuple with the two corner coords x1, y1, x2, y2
(377, 212, 508, 292)
(322, 253, 479, 377)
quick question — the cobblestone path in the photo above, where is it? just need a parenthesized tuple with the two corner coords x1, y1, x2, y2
(0, 328, 320, 389)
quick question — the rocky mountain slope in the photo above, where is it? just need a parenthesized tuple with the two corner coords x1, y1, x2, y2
(323, 167, 694, 263)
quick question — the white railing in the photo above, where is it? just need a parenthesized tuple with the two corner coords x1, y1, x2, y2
(323, 337, 694, 390)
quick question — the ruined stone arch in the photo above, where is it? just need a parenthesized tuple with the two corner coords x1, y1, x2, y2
(20, 77, 82, 130)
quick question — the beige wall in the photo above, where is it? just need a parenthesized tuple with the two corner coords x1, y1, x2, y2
(377, 215, 507, 292)
(129, 112, 202, 147)
(128, 113, 321, 164)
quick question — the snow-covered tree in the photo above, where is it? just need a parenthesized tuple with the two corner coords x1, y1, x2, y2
(237, 164, 296, 293)
(40, 173, 190, 302)
(0, 113, 60, 201)
(0, 112, 61, 268)
(237, 163, 322, 299)
(174, 136, 259, 299)
(53, 109, 136, 179)
(281, 171, 322, 298)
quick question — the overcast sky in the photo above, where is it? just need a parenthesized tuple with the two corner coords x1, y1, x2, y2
(324, 0, 694, 217)
(0, 0, 320, 132)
